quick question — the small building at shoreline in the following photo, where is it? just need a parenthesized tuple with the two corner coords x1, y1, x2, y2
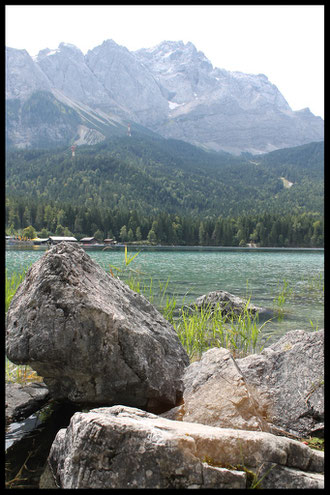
(80, 237, 98, 245)
(48, 236, 78, 245)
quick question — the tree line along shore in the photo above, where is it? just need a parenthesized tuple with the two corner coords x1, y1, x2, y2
(6, 199, 324, 248)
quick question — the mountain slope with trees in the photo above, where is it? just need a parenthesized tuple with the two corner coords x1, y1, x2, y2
(6, 136, 324, 247)
(6, 135, 324, 215)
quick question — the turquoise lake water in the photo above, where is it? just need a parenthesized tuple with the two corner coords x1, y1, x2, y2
(6, 246, 324, 345)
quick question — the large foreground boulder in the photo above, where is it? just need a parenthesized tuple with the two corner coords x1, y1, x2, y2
(6, 242, 189, 411)
(163, 329, 324, 438)
(46, 405, 324, 489)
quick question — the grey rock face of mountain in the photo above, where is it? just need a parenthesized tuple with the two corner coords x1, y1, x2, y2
(6, 47, 51, 99)
(134, 41, 216, 104)
(5, 39, 323, 153)
(85, 40, 169, 125)
(36, 43, 125, 118)
(5, 43, 128, 149)
(135, 41, 323, 154)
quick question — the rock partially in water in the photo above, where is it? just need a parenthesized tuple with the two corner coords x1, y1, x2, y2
(46, 405, 324, 489)
(6, 242, 189, 412)
(6, 401, 78, 489)
(190, 290, 273, 319)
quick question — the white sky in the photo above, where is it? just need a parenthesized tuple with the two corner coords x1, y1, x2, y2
(5, 4, 324, 118)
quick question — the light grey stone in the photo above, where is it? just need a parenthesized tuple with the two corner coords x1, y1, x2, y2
(255, 462, 324, 489)
(163, 330, 324, 439)
(190, 289, 273, 319)
(47, 405, 323, 489)
(162, 347, 270, 432)
(237, 329, 324, 437)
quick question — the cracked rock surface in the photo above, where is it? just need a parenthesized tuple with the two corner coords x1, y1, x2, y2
(6, 242, 189, 411)
(237, 329, 324, 438)
(162, 330, 324, 439)
(47, 405, 324, 489)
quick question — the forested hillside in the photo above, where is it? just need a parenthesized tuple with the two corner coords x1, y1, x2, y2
(5, 136, 324, 247)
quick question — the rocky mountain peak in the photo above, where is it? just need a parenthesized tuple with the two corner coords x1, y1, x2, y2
(85, 39, 169, 124)
(86, 39, 131, 60)
(5, 38, 324, 153)
(135, 40, 212, 71)
(135, 40, 214, 105)
(36, 43, 84, 61)
(6, 47, 51, 100)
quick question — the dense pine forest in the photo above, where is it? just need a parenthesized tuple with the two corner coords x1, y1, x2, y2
(5, 135, 324, 247)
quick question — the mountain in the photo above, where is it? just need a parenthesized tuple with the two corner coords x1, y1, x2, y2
(5, 40, 323, 154)
(5, 135, 324, 218)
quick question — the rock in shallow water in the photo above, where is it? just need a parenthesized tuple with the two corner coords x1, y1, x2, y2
(6, 242, 189, 411)
(191, 289, 274, 319)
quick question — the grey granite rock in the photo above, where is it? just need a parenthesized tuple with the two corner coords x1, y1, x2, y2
(46, 405, 323, 489)
(190, 289, 273, 319)
(6, 242, 189, 411)
(237, 329, 324, 438)
(162, 329, 324, 439)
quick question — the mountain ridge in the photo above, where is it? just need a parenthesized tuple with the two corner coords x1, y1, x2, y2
(5, 39, 323, 154)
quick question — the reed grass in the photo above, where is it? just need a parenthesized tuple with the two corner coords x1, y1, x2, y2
(173, 302, 271, 360)
(113, 261, 271, 360)
(302, 272, 324, 303)
(272, 278, 293, 321)
(5, 268, 42, 384)
(5, 268, 26, 314)
(272, 273, 324, 321)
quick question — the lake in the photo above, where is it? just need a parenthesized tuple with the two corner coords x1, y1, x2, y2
(6, 245, 324, 346)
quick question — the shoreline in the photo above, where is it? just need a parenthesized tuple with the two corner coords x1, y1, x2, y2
(5, 243, 325, 253)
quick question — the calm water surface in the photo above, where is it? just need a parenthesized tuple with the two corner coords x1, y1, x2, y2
(6, 246, 324, 345)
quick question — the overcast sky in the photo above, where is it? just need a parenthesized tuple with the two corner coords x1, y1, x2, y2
(5, 4, 324, 118)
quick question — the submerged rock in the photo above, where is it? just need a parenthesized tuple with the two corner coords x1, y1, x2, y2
(46, 405, 324, 489)
(6, 242, 189, 412)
